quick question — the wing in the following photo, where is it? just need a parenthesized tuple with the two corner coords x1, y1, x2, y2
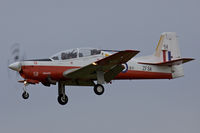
(63, 50, 140, 81)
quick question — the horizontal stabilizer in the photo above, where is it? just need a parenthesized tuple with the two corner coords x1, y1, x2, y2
(139, 58, 194, 66)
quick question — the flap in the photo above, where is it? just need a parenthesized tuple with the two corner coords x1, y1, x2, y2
(104, 64, 125, 83)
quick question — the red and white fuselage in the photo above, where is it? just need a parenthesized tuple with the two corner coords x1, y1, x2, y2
(16, 55, 172, 84)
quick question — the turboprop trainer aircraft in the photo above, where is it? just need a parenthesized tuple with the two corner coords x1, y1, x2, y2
(8, 32, 194, 105)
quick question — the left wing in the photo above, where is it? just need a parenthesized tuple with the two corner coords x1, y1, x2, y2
(63, 50, 139, 80)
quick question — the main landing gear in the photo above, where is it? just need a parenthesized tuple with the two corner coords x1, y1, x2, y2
(93, 71, 105, 96)
(57, 82, 68, 105)
(56, 82, 104, 105)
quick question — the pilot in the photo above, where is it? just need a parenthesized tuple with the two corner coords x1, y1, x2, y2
(79, 53, 83, 57)
(91, 49, 101, 55)
(61, 52, 67, 60)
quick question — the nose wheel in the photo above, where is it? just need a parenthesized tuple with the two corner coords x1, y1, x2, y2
(22, 91, 29, 99)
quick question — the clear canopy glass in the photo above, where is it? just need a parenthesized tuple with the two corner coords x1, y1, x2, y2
(50, 48, 101, 60)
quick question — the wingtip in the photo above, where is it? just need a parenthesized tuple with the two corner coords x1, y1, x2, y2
(182, 58, 195, 61)
(124, 50, 140, 53)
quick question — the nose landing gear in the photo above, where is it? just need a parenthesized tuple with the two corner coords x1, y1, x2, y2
(22, 80, 29, 99)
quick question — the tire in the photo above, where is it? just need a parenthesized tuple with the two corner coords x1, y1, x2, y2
(22, 91, 29, 99)
(57, 94, 68, 105)
(94, 84, 104, 95)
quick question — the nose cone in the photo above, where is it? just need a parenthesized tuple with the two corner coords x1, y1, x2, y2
(8, 62, 21, 72)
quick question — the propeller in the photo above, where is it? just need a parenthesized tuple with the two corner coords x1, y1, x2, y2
(7, 43, 26, 87)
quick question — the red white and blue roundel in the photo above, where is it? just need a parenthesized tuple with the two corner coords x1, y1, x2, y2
(122, 63, 128, 73)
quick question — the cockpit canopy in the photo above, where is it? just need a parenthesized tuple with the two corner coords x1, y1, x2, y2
(50, 48, 101, 60)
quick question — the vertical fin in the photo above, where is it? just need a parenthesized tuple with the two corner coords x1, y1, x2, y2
(154, 32, 184, 78)
(154, 32, 181, 62)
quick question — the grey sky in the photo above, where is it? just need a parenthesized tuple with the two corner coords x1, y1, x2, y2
(0, 0, 199, 133)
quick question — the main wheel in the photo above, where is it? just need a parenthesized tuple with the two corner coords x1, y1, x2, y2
(57, 94, 68, 105)
(22, 91, 29, 99)
(94, 84, 104, 95)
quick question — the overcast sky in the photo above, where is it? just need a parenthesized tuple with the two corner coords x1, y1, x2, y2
(0, 0, 199, 133)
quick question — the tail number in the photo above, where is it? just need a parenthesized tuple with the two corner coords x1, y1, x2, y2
(142, 66, 152, 71)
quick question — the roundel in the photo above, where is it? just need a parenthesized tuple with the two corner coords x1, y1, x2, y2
(122, 63, 128, 73)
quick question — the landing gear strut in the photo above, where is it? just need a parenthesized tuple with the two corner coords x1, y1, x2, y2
(94, 71, 105, 95)
(22, 81, 29, 99)
(94, 84, 104, 95)
(57, 82, 68, 105)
